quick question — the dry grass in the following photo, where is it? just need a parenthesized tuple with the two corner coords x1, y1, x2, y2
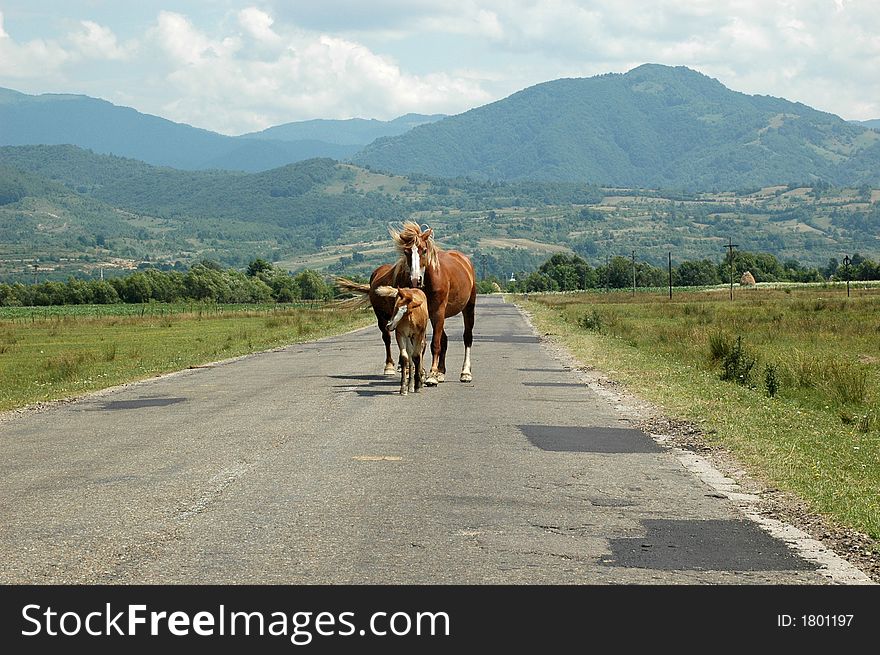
(521, 286, 880, 540)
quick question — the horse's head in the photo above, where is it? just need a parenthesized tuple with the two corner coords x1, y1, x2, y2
(379, 287, 426, 331)
(405, 228, 433, 288)
(390, 221, 435, 288)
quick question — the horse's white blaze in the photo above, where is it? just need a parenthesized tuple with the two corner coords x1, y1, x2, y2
(388, 305, 407, 330)
(410, 248, 421, 286)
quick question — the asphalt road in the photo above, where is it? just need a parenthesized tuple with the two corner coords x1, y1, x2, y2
(0, 296, 860, 584)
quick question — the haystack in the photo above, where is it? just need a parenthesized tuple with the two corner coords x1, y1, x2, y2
(740, 271, 756, 286)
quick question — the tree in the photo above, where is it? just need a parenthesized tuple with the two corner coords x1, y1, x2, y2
(822, 257, 839, 279)
(269, 274, 302, 302)
(246, 258, 273, 277)
(523, 271, 559, 292)
(675, 259, 720, 286)
(294, 269, 332, 300)
(601, 256, 634, 289)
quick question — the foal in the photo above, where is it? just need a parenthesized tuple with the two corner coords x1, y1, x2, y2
(376, 286, 428, 395)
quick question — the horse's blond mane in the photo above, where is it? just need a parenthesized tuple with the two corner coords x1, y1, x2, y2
(389, 221, 440, 276)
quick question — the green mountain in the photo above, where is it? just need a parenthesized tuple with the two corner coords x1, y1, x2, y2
(242, 113, 446, 145)
(353, 64, 880, 190)
(0, 87, 419, 172)
(2, 144, 878, 285)
(0, 146, 410, 277)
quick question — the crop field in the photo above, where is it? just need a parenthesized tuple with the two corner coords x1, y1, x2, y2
(0, 303, 372, 412)
(519, 285, 880, 541)
(0, 301, 332, 321)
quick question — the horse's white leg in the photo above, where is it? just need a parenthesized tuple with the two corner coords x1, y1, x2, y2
(460, 297, 475, 383)
(460, 345, 472, 383)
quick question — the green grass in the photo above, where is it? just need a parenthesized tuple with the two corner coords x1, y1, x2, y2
(519, 286, 880, 541)
(0, 304, 372, 411)
(0, 301, 330, 320)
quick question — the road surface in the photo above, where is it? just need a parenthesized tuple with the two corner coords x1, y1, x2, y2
(0, 295, 866, 584)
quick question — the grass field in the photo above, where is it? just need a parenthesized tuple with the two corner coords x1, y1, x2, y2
(518, 286, 880, 541)
(0, 303, 373, 412)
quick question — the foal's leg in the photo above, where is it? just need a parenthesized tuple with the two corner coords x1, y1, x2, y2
(460, 298, 475, 383)
(396, 333, 409, 395)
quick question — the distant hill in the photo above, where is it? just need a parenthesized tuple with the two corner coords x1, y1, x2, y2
(0, 88, 427, 172)
(855, 119, 880, 130)
(353, 64, 880, 190)
(2, 144, 878, 283)
(242, 114, 446, 145)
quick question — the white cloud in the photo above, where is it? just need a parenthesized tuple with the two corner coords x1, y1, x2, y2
(69, 20, 130, 60)
(0, 11, 71, 77)
(238, 7, 282, 46)
(144, 8, 491, 134)
(152, 11, 242, 66)
(1, 1, 879, 131)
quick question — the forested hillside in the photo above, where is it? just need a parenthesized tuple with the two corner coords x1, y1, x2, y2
(354, 64, 880, 190)
(1, 145, 878, 284)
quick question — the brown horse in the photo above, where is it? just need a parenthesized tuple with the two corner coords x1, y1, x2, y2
(335, 262, 411, 375)
(389, 221, 476, 385)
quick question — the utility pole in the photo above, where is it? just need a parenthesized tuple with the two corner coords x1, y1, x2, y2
(724, 238, 738, 301)
(631, 250, 636, 296)
(668, 251, 672, 300)
(32, 262, 39, 285)
(605, 254, 609, 293)
(843, 254, 851, 298)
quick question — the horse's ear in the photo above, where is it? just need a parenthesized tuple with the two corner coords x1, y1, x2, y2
(423, 228, 433, 241)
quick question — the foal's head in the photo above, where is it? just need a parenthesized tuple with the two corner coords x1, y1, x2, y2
(376, 286, 426, 331)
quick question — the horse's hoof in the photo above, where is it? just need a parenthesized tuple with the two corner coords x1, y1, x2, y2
(424, 375, 439, 386)
(400, 390, 408, 396)
(384, 365, 397, 375)
(460, 372, 472, 383)
(436, 372, 446, 383)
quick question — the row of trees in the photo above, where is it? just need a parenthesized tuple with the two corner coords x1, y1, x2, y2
(3, 251, 879, 307)
(497, 251, 880, 294)
(0, 260, 335, 307)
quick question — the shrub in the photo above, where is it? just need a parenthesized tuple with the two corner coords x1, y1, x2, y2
(720, 336, 755, 386)
(579, 309, 602, 332)
(763, 363, 780, 398)
(708, 330, 733, 361)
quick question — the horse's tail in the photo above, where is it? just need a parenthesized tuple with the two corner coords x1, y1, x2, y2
(334, 277, 373, 310)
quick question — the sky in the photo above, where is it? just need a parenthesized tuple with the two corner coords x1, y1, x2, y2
(0, 1, 878, 136)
